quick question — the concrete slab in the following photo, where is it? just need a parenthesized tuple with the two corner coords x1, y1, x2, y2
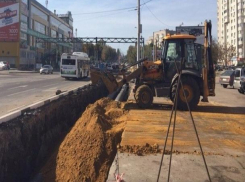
(107, 83, 245, 182)
(107, 153, 245, 182)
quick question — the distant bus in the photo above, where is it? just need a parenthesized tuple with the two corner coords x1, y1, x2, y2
(60, 52, 90, 79)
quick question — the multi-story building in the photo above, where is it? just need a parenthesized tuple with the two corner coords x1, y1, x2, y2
(0, 0, 73, 69)
(146, 29, 175, 48)
(217, 0, 245, 65)
(146, 29, 175, 61)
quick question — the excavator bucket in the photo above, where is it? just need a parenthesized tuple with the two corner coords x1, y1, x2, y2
(90, 69, 119, 94)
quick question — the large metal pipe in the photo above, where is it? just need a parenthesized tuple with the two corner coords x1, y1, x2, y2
(115, 83, 129, 102)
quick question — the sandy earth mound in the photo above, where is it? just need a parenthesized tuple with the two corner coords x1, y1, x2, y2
(40, 98, 126, 182)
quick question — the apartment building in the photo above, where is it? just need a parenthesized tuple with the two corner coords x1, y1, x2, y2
(0, 0, 73, 69)
(217, 0, 245, 64)
(146, 29, 175, 48)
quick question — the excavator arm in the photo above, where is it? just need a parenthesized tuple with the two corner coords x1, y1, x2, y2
(90, 58, 147, 94)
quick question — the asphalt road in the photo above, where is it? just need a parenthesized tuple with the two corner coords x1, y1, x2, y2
(0, 70, 244, 118)
(0, 71, 91, 117)
(208, 76, 245, 107)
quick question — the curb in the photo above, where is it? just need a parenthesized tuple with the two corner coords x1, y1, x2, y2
(9, 71, 39, 74)
(0, 110, 21, 124)
(0, 85, 88, 124)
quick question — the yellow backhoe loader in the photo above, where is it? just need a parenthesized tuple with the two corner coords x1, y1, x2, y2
(90, 20, 215, 110)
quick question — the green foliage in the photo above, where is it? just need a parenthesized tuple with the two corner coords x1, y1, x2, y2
(144, 45, 153, 61)
(82, 43, 120, 62)
(126, 45, 137, 64)
(126, 45, 153, 64)
(101, 46, 117, 62)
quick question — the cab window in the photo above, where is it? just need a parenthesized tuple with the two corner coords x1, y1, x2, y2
(184, 39, 198, 69)
(165, 40, 181, 62)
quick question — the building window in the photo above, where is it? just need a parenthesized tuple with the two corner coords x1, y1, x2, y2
(51, 30, 56, 38)
(31, 5, 48, 21)
(50, 17, 72, 37)
(21, 14, 28, 23)
(21, 0, 28, 4)
(20, 32, 27, 40)
(34, 21, 46, 34)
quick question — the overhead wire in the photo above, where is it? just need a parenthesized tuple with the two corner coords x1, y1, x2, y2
(142, 0, 171, 27)
(67, 0, 153, 16)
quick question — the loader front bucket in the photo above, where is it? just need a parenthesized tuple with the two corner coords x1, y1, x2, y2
(90, 69, 119, 94)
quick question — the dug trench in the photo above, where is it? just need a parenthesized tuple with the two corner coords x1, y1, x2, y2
(0, 83, 127, 182)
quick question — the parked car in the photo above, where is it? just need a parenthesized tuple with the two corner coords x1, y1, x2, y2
(40, 65, 53, 74)
(106, 64, 113, 71)
(219, 70, 235, 88)
(238, 75, 245, 94)
(0, 61, 9, 70)
(217, 65, 223, 71)
(0, 62, 5, 70)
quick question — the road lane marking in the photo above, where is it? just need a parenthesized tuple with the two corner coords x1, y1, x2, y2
(43, 83, 59, 88)
(7, 88, 36, 97)
(43, 87, 58, 92)
(8, 85, 28, 90)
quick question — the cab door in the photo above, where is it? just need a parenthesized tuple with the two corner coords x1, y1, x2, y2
(163, 39, 182, 82)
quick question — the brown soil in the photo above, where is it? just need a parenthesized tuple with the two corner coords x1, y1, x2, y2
(40, 98, 127, 182)
(119, 143, 161, 156)
(118, 143, 241, 157)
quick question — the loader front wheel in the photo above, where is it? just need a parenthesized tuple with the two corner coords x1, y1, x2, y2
(171, 77, 200, 110)
(135, 85, 153, 108)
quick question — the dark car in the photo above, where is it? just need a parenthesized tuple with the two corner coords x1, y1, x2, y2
(238, 75, 245, 94)
(219, 70, 235, 88)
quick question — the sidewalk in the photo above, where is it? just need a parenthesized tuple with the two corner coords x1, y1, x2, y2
(0, 69, 38, 74)
(107, 84, 245, 182)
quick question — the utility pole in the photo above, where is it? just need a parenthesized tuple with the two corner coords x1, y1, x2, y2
(137, 0, 141, 65)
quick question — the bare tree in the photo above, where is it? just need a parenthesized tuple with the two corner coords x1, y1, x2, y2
(218, 43, 236, 66)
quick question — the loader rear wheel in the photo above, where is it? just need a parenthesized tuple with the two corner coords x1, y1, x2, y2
(171, 77, 200, 110)
(135, 85, 153, 109)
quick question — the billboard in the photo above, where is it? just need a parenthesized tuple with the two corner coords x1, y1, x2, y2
(0, 2, 20, 42)
(176, 26, 204, 36)
(176, 26, 205, 44)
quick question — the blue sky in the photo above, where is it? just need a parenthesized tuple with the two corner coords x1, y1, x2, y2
(39, 0, 217, 54)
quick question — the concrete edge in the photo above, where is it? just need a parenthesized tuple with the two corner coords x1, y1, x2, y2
(0, 85, 89, 125)
(0, 110, 21, 124)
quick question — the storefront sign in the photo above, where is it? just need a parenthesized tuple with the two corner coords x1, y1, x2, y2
(21, 21, 27, 32)
(0, 2, 19, 41)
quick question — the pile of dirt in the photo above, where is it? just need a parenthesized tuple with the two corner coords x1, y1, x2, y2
(40, 98, 126, 182)
(118, 143, 238, 157)
(119, 143, 161, 156)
